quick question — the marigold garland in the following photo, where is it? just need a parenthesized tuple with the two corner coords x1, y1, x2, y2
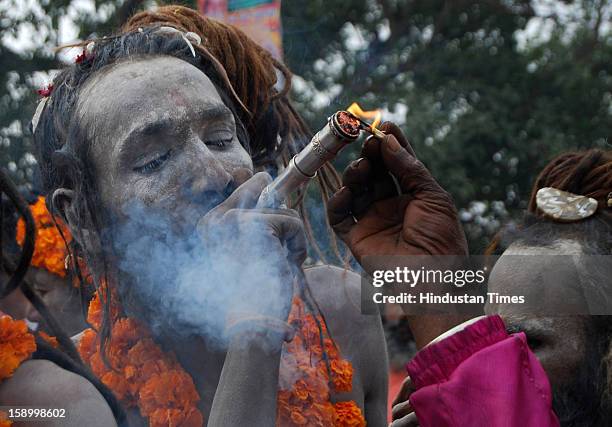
(79, 285, 204, 427)
(0, 316, 37, 381)
(38, 331, 59, 348)
(278, 297, 365, 427)
(0, 410, 11, 427)
(16, 196, 71, 278)
(80, 286, 365, 427)
(0, 316, 37, 427)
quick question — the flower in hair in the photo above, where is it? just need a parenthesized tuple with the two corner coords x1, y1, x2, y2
(75, 49, 87, 63)
(36, 84, 53, 98)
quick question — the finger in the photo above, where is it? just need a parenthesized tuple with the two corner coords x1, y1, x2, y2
(229, 209, 307, 264)
(342, 157, 397, 215)
(390, 412, 418, 427)
(197, 173, 272, 237)
(392, 376, 415, 407)
(327, 186, 357, 239)
(341, 158, 374, 217)
(391, 399, 414, 421)
(361, 121, 415, 162)
(342, 158, 372, 191)
(361, 134, 382, 161)
(211, 172, 272, 216)
(350, 190, 375, 218)
(380, 135, 443, 197)
(378, 122, 416, 157)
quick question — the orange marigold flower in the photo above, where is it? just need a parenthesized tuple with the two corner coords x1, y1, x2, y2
(16, 196, 71, 277)
(149, 407, 204, 427)
(86, 285, 121, 329)
(333, 401, 366, 427)
(81, 289, 359, 427)
(330, 359, 353, 393)
(38, 331, 59, 348)
(102, 371, 131, 402)
(0, 410, 12, 427)
(0, 316, 36, 381)
(276, 298, 362, 427)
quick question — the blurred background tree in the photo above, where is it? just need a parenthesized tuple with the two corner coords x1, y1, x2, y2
(1, 0, 610, 251)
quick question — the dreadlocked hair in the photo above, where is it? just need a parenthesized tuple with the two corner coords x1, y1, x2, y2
(125, 5, 343, 262)
(528, 149, 612, 217)
(33, 3, 344, 390)
(486, 148, 611, 256)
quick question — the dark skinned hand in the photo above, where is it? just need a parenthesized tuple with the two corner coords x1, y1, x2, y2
(390, 376, 418, 426)
(327, 122, 468, 275)
(328, 122, 471, 347)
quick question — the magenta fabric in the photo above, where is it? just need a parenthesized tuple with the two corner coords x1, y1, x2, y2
(406, 315, 560, 427)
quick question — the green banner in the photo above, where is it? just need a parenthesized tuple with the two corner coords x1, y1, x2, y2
(228, 0, 273, 11)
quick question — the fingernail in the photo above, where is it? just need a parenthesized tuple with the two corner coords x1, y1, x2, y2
(386, 136, 401, 152)
(354, 157, 365, 167)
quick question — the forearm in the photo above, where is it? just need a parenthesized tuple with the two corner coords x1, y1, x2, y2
(208, 334, 283, 427)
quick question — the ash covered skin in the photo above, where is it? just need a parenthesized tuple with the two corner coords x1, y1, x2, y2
(25, 267, 87, 337)
(58, 55, 389, 425)
(486, 240, 612, 425)
(71, 56, 297, 346)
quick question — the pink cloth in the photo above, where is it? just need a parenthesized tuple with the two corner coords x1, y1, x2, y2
(406, 315, 560, 427)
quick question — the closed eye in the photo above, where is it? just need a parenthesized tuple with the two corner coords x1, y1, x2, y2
(507, 325, 544, 350)
(134, 150, 172, 174)
(205, 138, 233, 148)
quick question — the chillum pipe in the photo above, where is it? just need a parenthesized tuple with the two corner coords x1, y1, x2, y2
(257, 111, 362, 208)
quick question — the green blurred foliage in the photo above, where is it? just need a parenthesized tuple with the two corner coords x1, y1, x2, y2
(1, 0, 610, 252)
(282, 0, 611, 250)
(0, 0, 149, 185)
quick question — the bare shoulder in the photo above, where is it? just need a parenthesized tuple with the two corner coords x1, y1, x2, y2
(0, 359, 117, 427)
(303, 264, 364, 320)
(303, 264, 384, 346)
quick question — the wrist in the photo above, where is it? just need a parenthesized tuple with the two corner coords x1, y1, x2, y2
(226, 313, 295, 351)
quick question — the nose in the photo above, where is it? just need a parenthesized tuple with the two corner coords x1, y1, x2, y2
(183, 142, 235, 207)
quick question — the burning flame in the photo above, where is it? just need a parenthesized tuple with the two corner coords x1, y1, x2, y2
(347, 102, 382, 130)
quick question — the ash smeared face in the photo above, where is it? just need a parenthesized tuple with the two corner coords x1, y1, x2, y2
(74, 56, 264, 338)
(76, 56, 253, 237)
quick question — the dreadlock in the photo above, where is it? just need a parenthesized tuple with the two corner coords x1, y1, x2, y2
(486, 149, 612, 256)
(527, 149, 612, 217)
(38, 5, 342, 264)
(125, 6, 343, 262)
(33, 3, 344, 394)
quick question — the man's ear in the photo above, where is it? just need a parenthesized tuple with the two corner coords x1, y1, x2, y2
(52, 188, 103, 269)
(52, 188, 77, 228)
(51, 188, 89, 249)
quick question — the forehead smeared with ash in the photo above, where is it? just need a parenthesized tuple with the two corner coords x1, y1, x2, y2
(503, 239, 584, 256)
